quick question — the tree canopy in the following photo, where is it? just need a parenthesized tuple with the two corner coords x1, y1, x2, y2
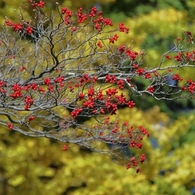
(0, 1, 195, 194)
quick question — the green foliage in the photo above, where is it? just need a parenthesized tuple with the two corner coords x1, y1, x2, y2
(103, 0, 195, 19)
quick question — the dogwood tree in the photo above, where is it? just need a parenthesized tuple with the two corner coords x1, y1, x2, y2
(0, 0, 194, 171)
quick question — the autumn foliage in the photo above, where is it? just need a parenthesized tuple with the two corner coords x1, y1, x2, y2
(0, 0, 194, 172)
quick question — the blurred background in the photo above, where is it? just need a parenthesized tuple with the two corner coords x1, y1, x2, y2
(0, 0, 195, 194)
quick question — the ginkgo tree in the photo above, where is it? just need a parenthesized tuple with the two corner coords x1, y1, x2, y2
(0, 0, 195, 172)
